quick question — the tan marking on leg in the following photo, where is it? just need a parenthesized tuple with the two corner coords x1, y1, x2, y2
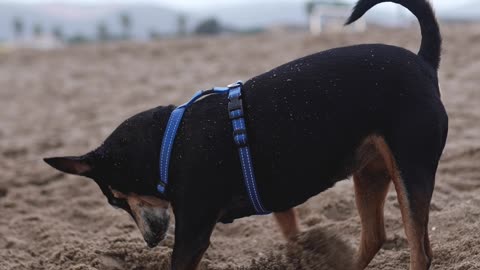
(392, 174, 431, 270)
(353, 155, 391, 270)
(370, 136, 431, 270)
(273, 208, 300, 240)
(353, 135, 433, 269)
(424, 219, 433, 261)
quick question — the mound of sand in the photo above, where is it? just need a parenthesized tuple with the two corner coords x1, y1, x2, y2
(248, 227, 354, 270)
(1, 23, 479, 270)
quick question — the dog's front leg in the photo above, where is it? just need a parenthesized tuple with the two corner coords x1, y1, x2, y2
(274, 208, 300, 240)
(170, 205, 219, 270)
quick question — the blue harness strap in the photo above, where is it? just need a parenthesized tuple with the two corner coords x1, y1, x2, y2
(157, 86, 230, 193)
(227, 84, 270, 214)
(157, 81, 270, 215)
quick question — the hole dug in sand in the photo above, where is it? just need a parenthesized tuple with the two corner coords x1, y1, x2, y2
(0, 186, 7, 198)
(248, 226, 355, 270)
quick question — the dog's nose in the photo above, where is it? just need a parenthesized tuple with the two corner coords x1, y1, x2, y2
(144, 231, 166, 248)
(146, 241, 158, 248)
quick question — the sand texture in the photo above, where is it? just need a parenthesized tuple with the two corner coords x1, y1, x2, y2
(0, 24, 479, 269)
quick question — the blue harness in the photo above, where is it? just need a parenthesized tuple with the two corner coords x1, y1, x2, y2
(157, 81, 270, 215)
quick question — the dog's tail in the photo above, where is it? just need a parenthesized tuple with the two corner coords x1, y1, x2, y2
(345, 0, 442, 70)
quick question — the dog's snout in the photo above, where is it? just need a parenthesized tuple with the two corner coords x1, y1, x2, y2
(112, 192, 171, 248)
(136, 206, 170, 248)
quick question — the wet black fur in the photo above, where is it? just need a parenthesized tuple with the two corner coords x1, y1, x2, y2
(45, 0, 447, 269)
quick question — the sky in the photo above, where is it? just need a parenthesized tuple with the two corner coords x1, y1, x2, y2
(1, 0, 473, 11)
(4, 0, 259, 10)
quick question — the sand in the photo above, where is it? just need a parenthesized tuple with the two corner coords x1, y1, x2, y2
(0, 23, 479, 270)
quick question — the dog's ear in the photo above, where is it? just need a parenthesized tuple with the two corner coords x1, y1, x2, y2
(43, 156, 92, 176)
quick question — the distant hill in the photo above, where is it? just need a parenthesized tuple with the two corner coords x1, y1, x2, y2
(438, 1, 480, 22)
(0, 2, 310, 41)
(0, 3, 184, 41)
(193, 1, 308, 29)
(0, 1, 478, 42)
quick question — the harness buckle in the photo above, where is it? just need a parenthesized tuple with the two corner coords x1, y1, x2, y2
(227, 81, 243, 88)
(228, 98, 243, 111)
(228, 98, 244, 120)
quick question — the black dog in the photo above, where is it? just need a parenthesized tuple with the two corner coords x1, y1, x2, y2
(44, 0, 447, 269)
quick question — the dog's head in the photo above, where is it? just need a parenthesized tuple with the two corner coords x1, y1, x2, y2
(44, 106, 174, 248)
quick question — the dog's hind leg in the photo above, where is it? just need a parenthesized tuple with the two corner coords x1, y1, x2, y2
(384, 109, 446, 270)
(353, 151, 391, 270)
(274, 208, 300, 240)
(390, 156, 436, 270)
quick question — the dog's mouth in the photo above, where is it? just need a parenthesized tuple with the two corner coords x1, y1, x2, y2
(136, 207, 170, 248)
(106, 190, 171, 248)
(145, 231, 167, 248)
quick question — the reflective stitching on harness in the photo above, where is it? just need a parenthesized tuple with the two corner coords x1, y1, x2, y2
(239, 147, 255, 208)
(232, 113, 258, 210)
(164, 110, 182, 181)
(246, 147, 267, 212)
(238, 141, 257, 209)
(241, 146, 263, 212)
(161, 109, 179, 182)
(228, 85, 269, 214)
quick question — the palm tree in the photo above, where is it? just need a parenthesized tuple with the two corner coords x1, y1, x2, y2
(33, 23, 44, 38)
(12, 17, 24, 40)
(194, 18, 221, 35)
(97, 22, 110, 42)
(52, 26, 64, 41)
(120, 13, 132, 40)
(177, 14, 187, 37)
(149, 29, 161, 40)
(306, 1, 316, 16)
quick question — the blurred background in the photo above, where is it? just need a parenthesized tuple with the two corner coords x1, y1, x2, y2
(1, 1, 479, 270)
(0, 0, 478, 49)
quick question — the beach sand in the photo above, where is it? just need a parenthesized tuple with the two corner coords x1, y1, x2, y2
(0, 24, 479, 269)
